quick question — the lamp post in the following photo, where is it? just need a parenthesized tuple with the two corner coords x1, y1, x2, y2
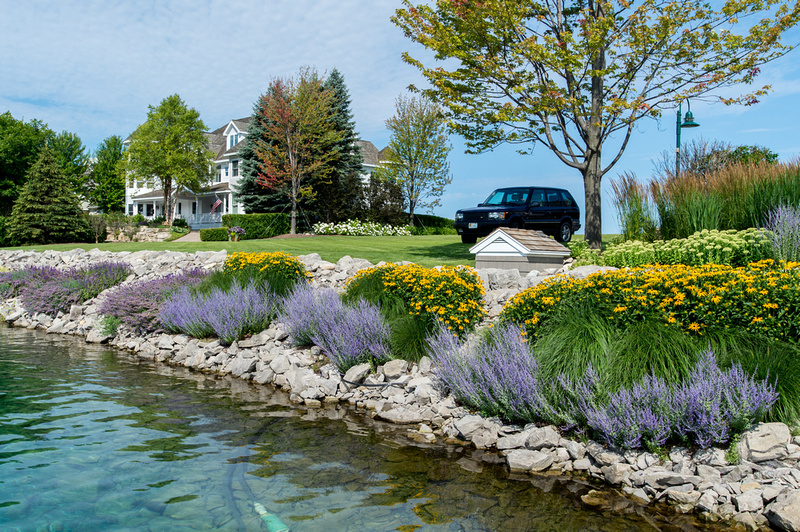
(675, 101, 700, 177)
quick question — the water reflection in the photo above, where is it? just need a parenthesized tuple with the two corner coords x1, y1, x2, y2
(0, 326, 728, 531)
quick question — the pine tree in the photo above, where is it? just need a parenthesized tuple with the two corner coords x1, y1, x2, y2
(315, 69, 365, 222)
(8, 148, 90, 244)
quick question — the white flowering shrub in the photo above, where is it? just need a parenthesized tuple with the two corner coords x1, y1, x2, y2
(312, 219, 412, 237)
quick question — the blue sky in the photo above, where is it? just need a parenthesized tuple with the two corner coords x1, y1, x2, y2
(2, 1, 800, 234)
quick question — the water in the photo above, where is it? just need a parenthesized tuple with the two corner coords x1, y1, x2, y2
(0, 326, 723, 531)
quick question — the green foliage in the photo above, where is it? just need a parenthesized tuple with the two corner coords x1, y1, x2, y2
(252, 67, 345, 234)
(726, 435, 742, 465)
(221, 213, 290, 239)
(223, 251, 309, 297)
(47, 130, 90, 195)
(595, 229, 773, 268)
(374, 95, 452, 225)
(408, 213, 456, 235)
(200, 228, 229, 241)
(0, 216, 9, 247)
(393, 1, 799, 248)
(7, 148, 91, 245)
(99, 315, 122, 337)
(88, 135, 126, 213)
(171, 217, 189, 229)
(362, 174, 406, 225)
(0, 112, 52, 216)
(86, 214, 108, 244)
(123, 94, 213, 223)
(611, 172, 658, 242)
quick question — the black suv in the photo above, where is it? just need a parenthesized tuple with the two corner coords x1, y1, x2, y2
(454, 186, 581, 243)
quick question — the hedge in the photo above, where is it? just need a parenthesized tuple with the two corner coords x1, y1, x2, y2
(200, 228, 229, 241)
(222, 213, 290, 240)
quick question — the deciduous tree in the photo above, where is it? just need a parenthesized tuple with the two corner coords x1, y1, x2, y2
(0, 112, 52, 215)
(47, 131, 90, 195)
(375, 95, 452, 226)
(124, 94, 213, 224)
(88, 135, 126, 213)
(394, 0, 800, 247)
(7, 148, 90, 244)
(254, 68, 344, 234)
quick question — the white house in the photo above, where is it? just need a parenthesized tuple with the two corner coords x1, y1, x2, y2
(123, 117, 251, 229)
(124, 119, 385, 229)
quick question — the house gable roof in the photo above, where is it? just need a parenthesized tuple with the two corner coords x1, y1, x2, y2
(469, 228, 572, 257)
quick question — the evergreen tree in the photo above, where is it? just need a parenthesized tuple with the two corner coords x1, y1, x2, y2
(314, 69, 365, 222)
(8, 148, 90, 244)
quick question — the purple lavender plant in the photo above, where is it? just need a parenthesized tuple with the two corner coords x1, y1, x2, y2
(428, 324, 552, 422)
(0, 265, 61, 299)
(160, 280, 275, 345)
(99, 269, 208, 333)
(278, 284, 346, 346)
(764, 204, 800, 261)
(310, 298, 391, 372)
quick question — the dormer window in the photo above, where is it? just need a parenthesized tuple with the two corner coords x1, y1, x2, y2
(229, 133, 239, 149)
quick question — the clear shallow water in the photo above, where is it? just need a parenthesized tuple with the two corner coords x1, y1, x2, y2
(0, 327, 724, 532)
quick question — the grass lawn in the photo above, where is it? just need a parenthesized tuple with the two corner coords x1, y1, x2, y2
(1, 234, 619, 268)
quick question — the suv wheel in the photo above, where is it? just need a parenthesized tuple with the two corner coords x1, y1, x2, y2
(461, 235, 477, 244)
(556, 221, 573, 243)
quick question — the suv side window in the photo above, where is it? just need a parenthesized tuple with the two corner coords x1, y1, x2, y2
(529, 188, 546, 206)
(560, 191, 574, 206)
(545, 189, 564, 207)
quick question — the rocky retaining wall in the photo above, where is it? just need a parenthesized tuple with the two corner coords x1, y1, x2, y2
(1, 248, 799, 531)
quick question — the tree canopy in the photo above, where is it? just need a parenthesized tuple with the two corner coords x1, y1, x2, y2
(47, 130, 90, 196)
(0, 112, 52, 216)
(254, 67, 344, 234)
(88, 135, 126, 213)
(7, 148, 90, 245)
(375, 95, 452, 226)
(393, 0, 800, 247)
(123, 94, 213, 224)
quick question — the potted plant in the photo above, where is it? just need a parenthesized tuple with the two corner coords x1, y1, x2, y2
(228, 226, 246, 242)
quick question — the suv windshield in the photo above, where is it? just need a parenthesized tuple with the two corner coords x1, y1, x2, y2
(482, 188, 529, 206)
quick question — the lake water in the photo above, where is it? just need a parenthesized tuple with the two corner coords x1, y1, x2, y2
(0, 326, 724, 531)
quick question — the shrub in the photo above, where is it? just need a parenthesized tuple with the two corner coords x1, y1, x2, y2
(171, 217, 189, 229)
(502, 260, 800, 344)
(764, 204, 800, 262)
(200, 227, 229, 241)
(222, 213, 290, 239)
(98, 269, 208, 333)
(223, 252, 309, 296)
(611, 172, 658, 242)
(0, 265, 61, 299)
(160, 280, 275, 345)
(310, 299, 391, 372)
(408, 214, 457, 235)
(312, 219, 412, 236)
(345, 263, 484, 334)
(20, 262, 131, 316)
(278, 284, 344, 346)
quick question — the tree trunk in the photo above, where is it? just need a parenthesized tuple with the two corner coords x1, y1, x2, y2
(290, 198, 297, 234)
(583, 152, 603, 249)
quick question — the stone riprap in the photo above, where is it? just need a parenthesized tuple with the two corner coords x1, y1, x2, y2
(1, 248, 799, 531)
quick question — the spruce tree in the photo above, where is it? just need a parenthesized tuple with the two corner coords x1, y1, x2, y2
(315, 69, 365, 222)
(8, 148, 90, 244)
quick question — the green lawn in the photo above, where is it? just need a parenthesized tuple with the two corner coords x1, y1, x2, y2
(1, 234, 619, 268)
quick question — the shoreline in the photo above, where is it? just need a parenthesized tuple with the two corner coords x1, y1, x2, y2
(1, 247, 799, 531)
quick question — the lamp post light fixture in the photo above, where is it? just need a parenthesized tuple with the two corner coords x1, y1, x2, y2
(675, 100, 700, 177)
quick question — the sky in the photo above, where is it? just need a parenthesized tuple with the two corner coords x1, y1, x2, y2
(2, 0, 800, 235)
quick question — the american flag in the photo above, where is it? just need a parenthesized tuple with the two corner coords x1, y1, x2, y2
(211, 196, 222, 214)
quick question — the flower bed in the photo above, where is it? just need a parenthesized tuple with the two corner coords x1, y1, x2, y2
(312, 219, 412, 236)
(502, 259, 800, 342)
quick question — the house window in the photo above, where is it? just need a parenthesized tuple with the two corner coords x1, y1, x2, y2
(137, 204, 144, 215)
(232, 160, 239, 177)
(128, 204, 133, 215)
(192, 202, 197, 215)
(229, 133, 239, 148)
(224, 165, 229, 177)
(146, 204, 154, 217)
(224, 196, 228, 213)
(215, 165, 222, 183)
(177, 203, 182, 215)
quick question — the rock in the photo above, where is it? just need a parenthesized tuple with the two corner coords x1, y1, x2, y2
(766, 490, 800, 532)
(696, 464, 723, 484)
(733, 512, 760, 532)
(602, 463, 632, 485)
(506, 449, 553, 473)
(738, 423, 791, 463)
(694, 447, 728, 467)
(622, 486, 650, 505)
(734, 490, 764, 513)
(561, 438, 587, 460)
(342, 363, 371, 385)
(381, 359, 409, 380)
(269, 354, 292, 375)
(525, 425, 560, 451)
(85, 330, 111, 344)
(696, 490, 719, 513)
(377, 407, 425, 424)
(586, 441, 624, 467)
(454, 415, 484, 440)
(566, 265, 617, 279)
(666, 489, 701, 506)
(229, 357, 257, 377)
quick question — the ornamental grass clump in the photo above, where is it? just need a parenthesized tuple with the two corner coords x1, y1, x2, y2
(310, 299, 391, 373)
(99, 269, 208, 333)
(20, 262, 131, 316)
(160, 280, 275, 345)
(223, 251, 309, 296)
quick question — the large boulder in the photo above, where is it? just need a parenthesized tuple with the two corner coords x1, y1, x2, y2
(506, 449, 553, 473)
(766, 490, 800, 532)
(738, 423, 791, 463)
